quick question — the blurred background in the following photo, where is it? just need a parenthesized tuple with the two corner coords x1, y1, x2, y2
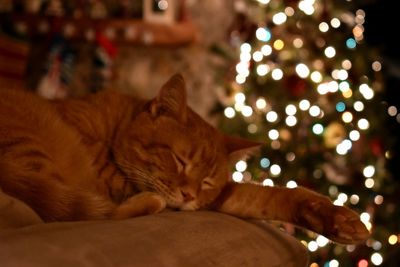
(0, 0, 399, 266)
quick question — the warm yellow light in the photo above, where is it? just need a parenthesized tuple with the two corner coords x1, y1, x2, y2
(342, 89, 353, 98)
(273, 39, 284, 50)
(353, 25, 364, 38)
(388, 235, 398, 245)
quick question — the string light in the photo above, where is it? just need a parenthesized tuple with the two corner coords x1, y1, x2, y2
(357, 118, 370, 130)
(268, 129, 279, 140)
(319, 22, 329, 32)
(354, 101, 365, 112)
(295, 63, 310, 78)
(252, 51, 263, 62)
(363, 165, 375, 178)
(266, 111, 278, 122)
(262, 178, 274, 186)
(311, 71, 322, 83)
(299, 99, 311, 110)
(286, 180, 298, 188)
(285, 104, 297, 115)
(256, 98, 267, 109)
(312, 124, 324, 135)
(257, 64, 270, 76)
(235, 160, 247, 172)
(273, 39, 285, 50)
(388, 235, 398, 245)
(224, 107, 235, 118)
(330, 18, 341, 28)
(273, 12, 287, 25)
(256, 27, 272, 42)
(324, 46, 336, 58)
(232, 171, 243, 182)
(270, 164, 281, 176)
(370, 253, 383, 265)
(261, 44, 273, 55)
(271, 68, 284, 80)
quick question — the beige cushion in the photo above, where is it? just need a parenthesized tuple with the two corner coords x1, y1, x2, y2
(0, 211, 308, 267)
(0, 190, 308, 267)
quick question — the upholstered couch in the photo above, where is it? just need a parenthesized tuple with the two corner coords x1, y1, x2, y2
(0, 190, 309, 267)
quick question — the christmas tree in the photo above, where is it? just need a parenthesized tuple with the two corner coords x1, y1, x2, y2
(216, 0, 400, 265)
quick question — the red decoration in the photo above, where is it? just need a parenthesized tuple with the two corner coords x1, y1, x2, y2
(370, 137, 384, 156)
(284, 74, 307, 97)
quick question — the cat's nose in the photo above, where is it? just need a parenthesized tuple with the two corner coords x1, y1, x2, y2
(180, 189, 195, 202)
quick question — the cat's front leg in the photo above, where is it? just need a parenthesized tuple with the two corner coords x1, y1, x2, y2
(211, 182, 370, 244)
(112, 192, 166, 219)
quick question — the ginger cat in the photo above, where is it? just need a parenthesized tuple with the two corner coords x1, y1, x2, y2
(0, 74, 369, 244)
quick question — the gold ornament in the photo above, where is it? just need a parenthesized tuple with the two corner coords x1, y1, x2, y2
(323, 122, 346, 148)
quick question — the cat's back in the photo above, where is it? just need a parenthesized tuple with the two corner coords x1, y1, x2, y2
(0, 88, 56, 130)
(0, 87, 77, 162)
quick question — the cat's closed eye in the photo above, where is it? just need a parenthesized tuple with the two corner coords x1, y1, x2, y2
(201, 178, 214, 190)
(171, 152, 186, 173)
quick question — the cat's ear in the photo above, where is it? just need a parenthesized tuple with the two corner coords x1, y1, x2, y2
(224, 134, 263, 163)
(150, 73, 187, 122)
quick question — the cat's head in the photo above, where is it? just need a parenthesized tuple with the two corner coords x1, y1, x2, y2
(114, 74, 261, 210)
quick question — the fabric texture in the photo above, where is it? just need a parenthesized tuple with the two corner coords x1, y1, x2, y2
(0, 191, 309, 267)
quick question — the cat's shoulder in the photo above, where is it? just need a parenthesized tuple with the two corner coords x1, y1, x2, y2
(0, 87, 44, 107)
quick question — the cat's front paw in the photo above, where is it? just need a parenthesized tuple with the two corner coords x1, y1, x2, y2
(113, 192, 167, 219)
(295, 190, 370, 244)
(140, 192, 167, 214)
